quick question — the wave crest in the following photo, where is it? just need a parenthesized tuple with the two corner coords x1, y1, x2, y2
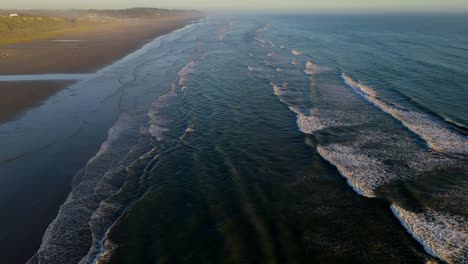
(391, 205, 468, 263)
(342, 73, 468, 154)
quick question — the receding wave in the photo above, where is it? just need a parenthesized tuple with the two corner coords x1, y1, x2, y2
(391, 205, 468, 263)
(28, 56, 199, 263)
(342, 73, 468, 154)
(28, 112, 148, 264)
(148, 60, 196, 141)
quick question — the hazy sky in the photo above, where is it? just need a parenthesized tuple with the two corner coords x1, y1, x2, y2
(2, 0, 468, 12)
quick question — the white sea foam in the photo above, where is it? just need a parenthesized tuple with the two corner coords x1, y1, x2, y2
(270, 82, 288, 96)
(92, 114, 134, 161)
(147, 83, 177, 141)
(316, 129, 459, 198)
(342, 73, 468, 154)
(148, 60, 196, 140)
(178, 60, 196, 87)
(296, 113, 326, 134)
(304, 61, 326, 75)
(391, 205, 468, 263)
(248, 66, 264, 72)
(217, 21, 234, 41)
(291, 50, 302, 56)
(317, 144, 396, 197)
(294, 108, 351, 134)
(255, 24, 271, 32)
(291, 59, 300, 65)
(255, 37, 268, 45)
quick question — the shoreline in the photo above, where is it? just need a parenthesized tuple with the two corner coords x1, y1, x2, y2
(0, 15, 202, 264)
(0, 14, 202, 125)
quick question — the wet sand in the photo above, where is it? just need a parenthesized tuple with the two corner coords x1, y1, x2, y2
(0, 81, 72, 123)
(0, 14, 202, 124)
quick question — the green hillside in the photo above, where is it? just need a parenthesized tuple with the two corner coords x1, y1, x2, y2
(0, 15, 99, 45)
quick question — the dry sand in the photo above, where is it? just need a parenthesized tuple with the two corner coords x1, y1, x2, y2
(0, 14, 201, 124)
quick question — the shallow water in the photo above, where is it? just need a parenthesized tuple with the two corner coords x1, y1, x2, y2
(1, 15, 467, 263)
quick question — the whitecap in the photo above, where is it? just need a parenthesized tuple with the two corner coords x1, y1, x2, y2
(317, 144, 394, 197)
(304, 61, 326, 75)
(391, 205, 468, 263)
(291, 49, 302, 56)
(342, 73, 468, 154)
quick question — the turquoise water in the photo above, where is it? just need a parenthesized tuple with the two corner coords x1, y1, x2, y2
(1, 15, 467, 263)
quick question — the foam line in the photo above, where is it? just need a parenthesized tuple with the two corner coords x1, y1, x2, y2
(342, 73, 468, 154)
(391, 205, 468, 263)
(317, 144, 396, 197)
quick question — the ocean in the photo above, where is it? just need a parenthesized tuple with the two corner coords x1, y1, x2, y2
(0, 14, 467, 263)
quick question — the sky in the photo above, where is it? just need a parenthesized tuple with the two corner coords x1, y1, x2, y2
(2, 0, 468, 12)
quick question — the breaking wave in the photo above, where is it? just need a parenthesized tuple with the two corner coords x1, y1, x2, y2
(291, 49, 302, 56)
(28, 57, 200, 264)
(391, 205, 468, 263)
(317, 144, 393, 197)
(342, 73, 468, 154)
(148, 60, 196, 141)
(251, 24, 468, 264)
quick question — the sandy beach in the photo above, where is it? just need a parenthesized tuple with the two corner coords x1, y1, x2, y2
(0, 13, 201, 263)
(0, 81, 71, 123)
(0, 14, 201, 124)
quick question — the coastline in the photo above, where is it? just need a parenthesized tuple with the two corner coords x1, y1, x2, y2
(0, 13, 202, 124)
(0, 15, 202, 264)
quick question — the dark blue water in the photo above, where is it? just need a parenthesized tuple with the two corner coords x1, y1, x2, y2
(1, 14, 467, 263)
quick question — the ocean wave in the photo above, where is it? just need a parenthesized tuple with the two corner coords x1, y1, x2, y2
(342, 73, 468, 154)
(92, 114, 135, 160)
(147, 82, 177, 141)
(254, 37, 268, 45)
(317, 144, 394, 197)
(391, 205, 468, 263)
(295, 108, 351, 134)
(291, 49, 303, 56)
(316, 135, 457, 198)
(291, 59, 300, 65)
(217, 21, 234, 41)
(248, 66, 259, 72)
(270, 82, 288, 96)
(28, 112, 146, 264)
(304, 61, 328, 75)
(178, 60, 196, 87)
(148, 60, 196, 140)
(30, 59, 199, 263)
(256, 24, 271, 32)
